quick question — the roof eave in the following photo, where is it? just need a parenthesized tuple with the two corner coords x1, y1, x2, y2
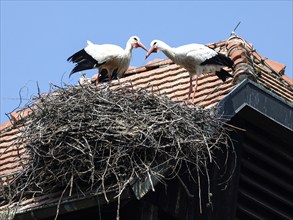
(13, 189, 133, 220)
(217, 79, 293, 132)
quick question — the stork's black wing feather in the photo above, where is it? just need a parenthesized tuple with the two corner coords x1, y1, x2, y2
(67, 49, 105, 77)
(201, 52, 234, 69)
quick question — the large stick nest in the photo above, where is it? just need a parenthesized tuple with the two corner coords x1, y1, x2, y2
(5, 83, 232, 205)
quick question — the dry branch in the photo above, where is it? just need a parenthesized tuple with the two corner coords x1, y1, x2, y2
(1, 83, 233, 217)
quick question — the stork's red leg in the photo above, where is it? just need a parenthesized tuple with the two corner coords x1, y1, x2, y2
(188, 76, 193, 99)
(192, 75, 198, 102)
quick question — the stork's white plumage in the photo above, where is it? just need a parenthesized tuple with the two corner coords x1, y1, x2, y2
(68, 36, 148, 83)
(145, 40, 234, 100)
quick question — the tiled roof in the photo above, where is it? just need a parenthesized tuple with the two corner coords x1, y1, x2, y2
(0, 109, 31, 186)
(1, 35, 293, 212)
(96, 34, 293, 107)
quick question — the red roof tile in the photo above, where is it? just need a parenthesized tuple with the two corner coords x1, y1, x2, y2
(0, 121, 12, 131)
(264, 59, 286, 74)
(282, 74, 293, 85)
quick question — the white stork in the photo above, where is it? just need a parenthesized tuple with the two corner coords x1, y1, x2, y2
(68, 36, 148, 82)
(145, 40, 234, 100)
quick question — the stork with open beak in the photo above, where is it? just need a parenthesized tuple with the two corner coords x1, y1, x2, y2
(68, 36, 148, 83)
(145, 40, 234, 100)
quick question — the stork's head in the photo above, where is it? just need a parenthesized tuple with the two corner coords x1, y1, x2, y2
(129, 36, 148, 52)
(145, 40, 161, 59)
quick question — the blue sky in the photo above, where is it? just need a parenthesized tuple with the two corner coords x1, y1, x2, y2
(1, 1, 292, 123)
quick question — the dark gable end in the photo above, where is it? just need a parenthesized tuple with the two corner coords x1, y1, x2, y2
(213, 79, 293, 219)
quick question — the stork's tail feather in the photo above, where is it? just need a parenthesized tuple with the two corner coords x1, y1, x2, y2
(67, 49, 104, 77)
(215, 69, 233, 82)
(218, 53, 234, 69)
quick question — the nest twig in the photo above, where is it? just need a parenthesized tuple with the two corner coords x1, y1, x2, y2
(1, 82, 233, 218)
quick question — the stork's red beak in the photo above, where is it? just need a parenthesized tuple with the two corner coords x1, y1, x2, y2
(145, 47, 158, 59)
(133, 42, 148, 52)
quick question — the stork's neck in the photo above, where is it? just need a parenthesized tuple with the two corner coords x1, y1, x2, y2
(125, 42, 134, 54)
(159, 42, 175, 60)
